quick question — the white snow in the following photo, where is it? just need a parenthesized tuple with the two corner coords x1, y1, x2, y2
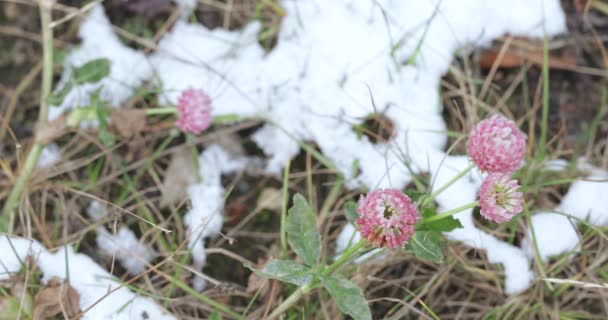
(0, 236, 175, 320)
(522, 212, 580, 262)
(523, 166, 608, 262)
(87, 201, 157, 275)
(172, 0, 196, 10)
(36, 143, 61, 168)
(183, 145, 250, 290)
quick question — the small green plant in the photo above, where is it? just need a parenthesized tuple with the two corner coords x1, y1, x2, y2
(246, 113, 531, 318)
(249, 193, 372, 320)
(249, 189, 476, 319)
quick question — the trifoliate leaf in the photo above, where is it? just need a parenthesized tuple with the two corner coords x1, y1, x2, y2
(408, 231, 445, 264)
(320, 276, 371, 320)
(286, 193, 321, 266)
(251, 259, 313, 287)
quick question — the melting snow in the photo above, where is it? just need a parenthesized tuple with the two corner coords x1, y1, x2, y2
(86, 201, 157, 275)
(523, 165, 608, 262)
(0, 236, 175, 319)
(36, 143, 61, 168)
(183, 144, 251, 290)
(47, 5, 152, 122)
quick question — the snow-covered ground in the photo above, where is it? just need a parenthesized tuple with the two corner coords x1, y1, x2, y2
(0, 236, 174, 319)
(6, 2, 607, 318)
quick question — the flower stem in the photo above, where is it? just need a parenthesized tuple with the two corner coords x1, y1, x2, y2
(419, 201, 479, 224)
(422, 163, 475, 207)
(145, 107, 177, 116)
(267, 239, 368, 320)
(1, 144, 44, 231)
(266, 285, 309, 320)
(1, 1, 54, 232)
(323, 239, 367, 276)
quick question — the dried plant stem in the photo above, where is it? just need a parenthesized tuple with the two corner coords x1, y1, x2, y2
(1, 0, 54, 232)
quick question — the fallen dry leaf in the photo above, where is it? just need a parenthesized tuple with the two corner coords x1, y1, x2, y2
(160, 148, 198, 207)
(246, 258, 270, 298)
(257, 188, 283, 212)
(479, 48, 578, 70)
(111, 109, 147, 137)
(33, 277, 80, 320)
(479, 38, 578, 70)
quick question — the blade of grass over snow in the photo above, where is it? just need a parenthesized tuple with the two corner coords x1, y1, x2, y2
(523, 203, 551, 291)
(538, 33, 550, 162)
(281, 160, 291, 257)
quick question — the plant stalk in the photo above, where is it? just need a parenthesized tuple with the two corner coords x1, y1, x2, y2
(145, 107, 177, 115)
(1, 0, 54, 232)
(422, 163, 475, 207)
(420, 201, 479, 224)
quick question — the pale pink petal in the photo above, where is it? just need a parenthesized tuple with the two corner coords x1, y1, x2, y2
(478, 173, 524, 223)
(175, 88, 212, 135)
(467, 115, 526, 173)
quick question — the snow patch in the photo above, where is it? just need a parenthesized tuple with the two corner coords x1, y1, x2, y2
(0, 236, 175, 319)
(48, 5, 152, 122)
(36, 143, 61, 168)
(183, 145, 250, 290)
(86, 201, 157, 275)
(523, 166, 608, 262)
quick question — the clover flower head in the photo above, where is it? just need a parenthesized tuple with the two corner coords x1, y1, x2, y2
(467, 115, 526, 173)
(478, 173, 524, 223)
(176, 88, 212, 135)
(355, 189, 419, 248)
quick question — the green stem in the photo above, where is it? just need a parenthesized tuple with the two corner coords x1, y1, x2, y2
(419, 201, 478, 225)
(322, 239, 367, 276)
(280, 160, 291, 257)
(267, 285, 309, 320)
(318, 175, 344, 223)
(145, 107, 177, 116)
(267, 239, 368, 320)
(422, 163, 475, 207)
(1, 1, 54, 232)
(539, 33, 550, 161)
(1, 144, 43, 231)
